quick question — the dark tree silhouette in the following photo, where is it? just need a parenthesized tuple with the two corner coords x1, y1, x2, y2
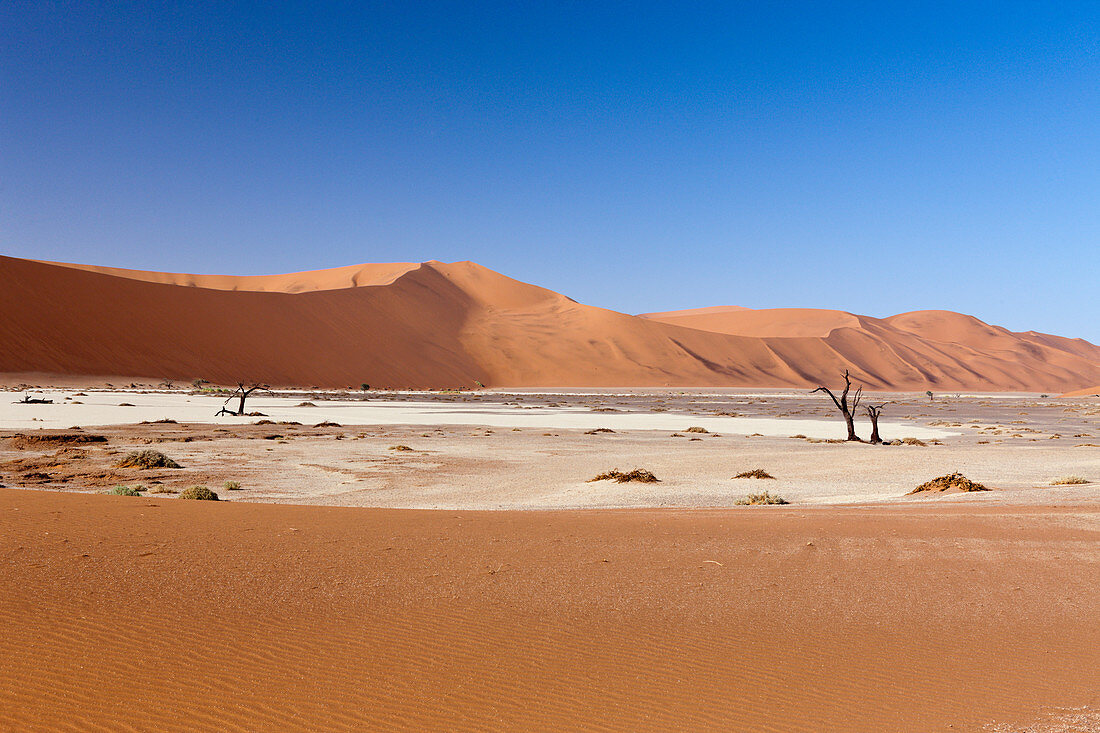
(811, 370, 863, 442)
(865, 402, 890, 445)
(216, 382, 271, 416)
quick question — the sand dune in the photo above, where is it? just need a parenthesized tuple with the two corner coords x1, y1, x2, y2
(1062, 385, 1100, 397)
(2, 254, 1098, 391)
(1, 489, 1097, 732)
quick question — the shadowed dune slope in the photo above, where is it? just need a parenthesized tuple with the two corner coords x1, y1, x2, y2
(2, 254, 1099, 391)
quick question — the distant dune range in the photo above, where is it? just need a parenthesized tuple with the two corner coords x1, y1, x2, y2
(2, 255, 1099, 391)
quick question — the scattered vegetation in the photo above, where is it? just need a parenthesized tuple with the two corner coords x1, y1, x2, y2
(147, 486, 178, 494)
(313, 421, 341, 428)
(685, 426, 708, 433)
(115, 450, 181, 469)
(139, 418, 178, 424)
(389, 445, 413, 451)
(179, 485, 219, 501)
(732, 469, 776, 480)
(584, 428, 615, 434)
(909, 473, 990, 494)
(296, 401, 317, 407)
(735, 491, 789, 505)
(223, 480, 242, 491)
(1050, 475, 1089, 485)
(9, 433, 107, 449)
(587, 468, 659, 483)
(900, 437, 928, 446)
(109, 485, 143, 496)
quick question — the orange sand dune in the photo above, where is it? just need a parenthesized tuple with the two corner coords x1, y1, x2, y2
(1, 489, 1097, 732)
(1062, 385, 1100, 397)
(35, 259, 421, 292)
(2, 254, 1099, 391)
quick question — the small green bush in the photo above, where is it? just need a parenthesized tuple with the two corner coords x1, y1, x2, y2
(179, 485, 219, 501)
(223, 480, 242, 491)
(109, 485, 142, 496)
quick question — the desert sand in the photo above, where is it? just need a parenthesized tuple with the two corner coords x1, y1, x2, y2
(3, 255, 1099, 392)
(3, 257, 1099, 731)
(1, 489, 1097, 732)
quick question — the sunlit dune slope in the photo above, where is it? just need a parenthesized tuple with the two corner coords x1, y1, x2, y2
(2, 255, 1098, 391)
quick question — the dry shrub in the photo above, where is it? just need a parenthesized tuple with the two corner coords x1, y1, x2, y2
(584, 428, 615, 434)
(9, 433, 107, 450)
(109, 485, 143, 496)
(901, 437, 927, 446)
(147, 486, 178, 494)
(1050, 475, 1089, 485)
(587, 468, 659, 483)
(314, 421, 341, 428)
(223, 480, 242, 490)
(179, 485, 218, 501)
(685, 426, 708, 433)
(732, 469, 776, 480)
(389, 445, 413, 451)
(115, 450, 181, 469)
(909, 473, 989, 494)
(139, 418, 178, 424)
(735, 491, 788, 505)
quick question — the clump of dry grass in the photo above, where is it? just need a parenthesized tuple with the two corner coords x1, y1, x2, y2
(223, 480, 242, 491)
(901, 437, 927, 446)
(1050, 475, 1089, 485)
(584, 428, 615, 434)
(109, 485, 143, 496)
(685, 426, 708, 433)
(295, 401, 317, 407)
(735, 491, 788, 505)
(909, 472, 989, 494)
(587, 468, 659, 483)
(147, 486, 178, 494)
(389, 445, 413, 451)
(115, 450, 181, 469)
(179, 485, 218, 501)
(314, 421, 341, 428)
(732, 469, 776, 480)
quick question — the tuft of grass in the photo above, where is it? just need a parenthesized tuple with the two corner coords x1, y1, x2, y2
(909, 473, 989, 494)
(789, 434, 807, 439)
(685, 426, 708, 433)
(147, 486, 178, 494)
(223, 480, 242, 491)
(115, 450, 181, 469)
(732, 469, 776, 480)
(389, 445, 413, 451)
(587, 468, 659, 484)
(584, 428, 615, 434)
(900, 437, 927, 446)
(109, 485, 142, 496)
(179, 485, 219, 501)
(735, 491, 788, 505)
(1050, 475, 1089, 485)
(314, 421, 341, 428)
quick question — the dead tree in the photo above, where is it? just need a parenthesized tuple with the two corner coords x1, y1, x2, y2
(864, 403, 890, 445)
(216, 382, 271, 416)
(811, 370, 863, 441)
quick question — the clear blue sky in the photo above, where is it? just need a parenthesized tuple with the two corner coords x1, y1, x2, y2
(3, 2, 1098, 341)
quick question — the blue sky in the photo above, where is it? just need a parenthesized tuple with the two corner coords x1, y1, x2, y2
(3, 2, 1098, 341)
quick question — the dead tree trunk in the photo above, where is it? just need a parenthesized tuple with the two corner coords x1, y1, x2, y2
(811, 370, 863, 441)
(216, 382, 270, 416)
(865, 403, 889, 445)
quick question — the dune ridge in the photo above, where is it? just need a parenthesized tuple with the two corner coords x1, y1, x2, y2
(2, 254, 1099, 391)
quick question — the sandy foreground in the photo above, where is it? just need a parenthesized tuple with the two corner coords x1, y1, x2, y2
(1, 388, 1098, 731)
(1, 490, 1098, 732)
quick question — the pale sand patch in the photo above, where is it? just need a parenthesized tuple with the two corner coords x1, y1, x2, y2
(2, 389, 954, 439)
